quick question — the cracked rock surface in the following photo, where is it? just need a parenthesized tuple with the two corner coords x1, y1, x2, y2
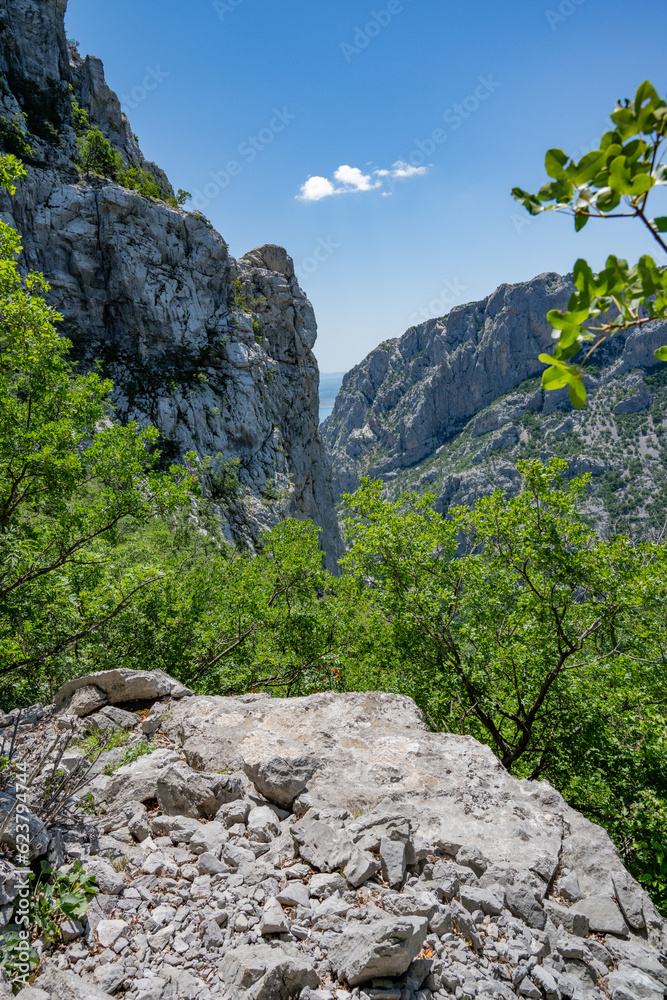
(1, 668, 666, 1000)
(0, 0, 341, 565)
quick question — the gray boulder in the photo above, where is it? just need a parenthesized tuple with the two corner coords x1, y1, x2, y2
(102, 749, 181, 808)
(85, 705, 139, 732)
(245, 754, 319, 806)
(68, 684, 108, 717)
(380, 836, 407, 887)
(189, 820, 228, 855)
(247, 806, 281, 842)
(543, 898, 589, 937)
(156, 762, 243, 818)
(328, 915, 429, 986)
(460, 884, 504, 915)
(456, 844, 488, 875)
(613, 871, 647, 931)
(260, 897, 289, 935)
(56, 668, 192, 707)
(30, 968, 115, 999)
(220, 944, 319, 1000)
(150, 814, 203, 843)
(290, 815, 354, 872)
(217, 800, 252, 827)
(81, 857, 125, 895)
(557, 870, 584, 902)
(505, 885, 547, 930)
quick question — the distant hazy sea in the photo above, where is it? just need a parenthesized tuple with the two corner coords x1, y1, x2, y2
(319, 372, 345, 423)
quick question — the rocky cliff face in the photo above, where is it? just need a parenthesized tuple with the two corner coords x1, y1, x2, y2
(0, 0, 341, 564)
(2, 668, 666, 999)
(323, 274, 667, 538)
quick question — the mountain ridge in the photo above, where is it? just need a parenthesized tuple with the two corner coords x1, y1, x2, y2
(323, 271, 667, 538)
(0, 0, 342, 565)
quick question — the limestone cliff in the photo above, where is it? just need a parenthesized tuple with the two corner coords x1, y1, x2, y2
(323, 273, 667, 538)
(0, 0, 341, 564)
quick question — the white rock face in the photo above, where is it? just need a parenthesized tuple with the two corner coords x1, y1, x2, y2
(323, 274, 667, 540)
(0, 0, 341, 565)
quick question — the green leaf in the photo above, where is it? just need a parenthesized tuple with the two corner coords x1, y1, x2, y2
(568, 378, 586, 408)
(542, 368, 571, 391)
(545, 148, 568, 179)
(635, 80, 660, 110)
(574, 211, 588, 232)
(654, 346, 667, 362)
(652, 217, 667, 233)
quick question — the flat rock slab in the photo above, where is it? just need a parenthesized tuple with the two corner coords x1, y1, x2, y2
(160, 690, 634, 901)
(56, 668, 192, 707)
(572, 894, 629, 937)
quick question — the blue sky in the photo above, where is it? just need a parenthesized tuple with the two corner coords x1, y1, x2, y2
(65, 0, 667, 372)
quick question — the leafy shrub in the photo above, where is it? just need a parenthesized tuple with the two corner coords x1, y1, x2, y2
(77, 126, 123, 179)
(29, 861, 98, 941)
(204, 454, 242, 504)
(0, 113, 35, 162)
(68, 87, 90, 138)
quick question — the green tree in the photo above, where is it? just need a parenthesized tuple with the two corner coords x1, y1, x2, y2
(341, 460, 667, 907)
(77, 126, 123, 179)
(0, 154, 193, 700)
(513, 81, 667, 407)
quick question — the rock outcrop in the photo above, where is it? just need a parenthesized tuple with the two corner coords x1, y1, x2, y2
(323, 274, 667, 539)
(0, 0, 341, 564)
(1, 668, 666, 1000)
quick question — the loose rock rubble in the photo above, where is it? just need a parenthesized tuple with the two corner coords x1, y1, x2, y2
(1, 670, 666, 1000)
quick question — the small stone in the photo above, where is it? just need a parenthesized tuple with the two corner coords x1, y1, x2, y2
(201, 916, 225, 949)
(557, 871, 584, 902)
(247, 805, 281, 843)
(141, 713, 162, 736)
(198, 852, 228, 876)
(60, 918, 84, 942)
(96, 919, 129, 949)
(261, 897, 290, 935)
(456, 845, 488, 875)
(380, 837, 406, 888)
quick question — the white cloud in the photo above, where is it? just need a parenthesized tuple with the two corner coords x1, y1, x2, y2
(297, 160, 429, 201)
(389, 160, 428, 178)
(298, 176, 337, 202)
(334, 164, 381, 192)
